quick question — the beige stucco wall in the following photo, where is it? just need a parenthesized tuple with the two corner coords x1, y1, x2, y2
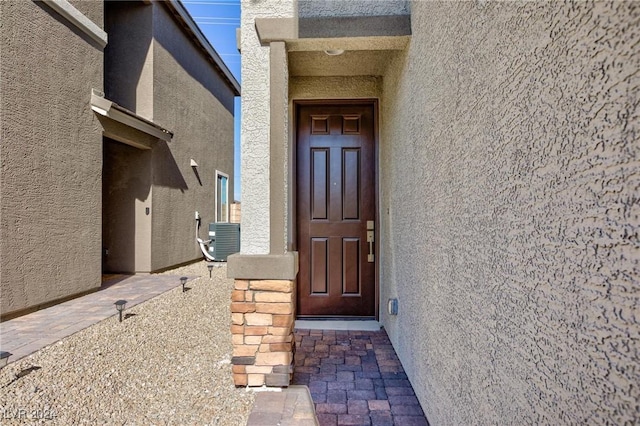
(0, 1, 103, 315)
(240, 0, 296, 254)
(380, 1, 639, 424)
(289, 76, 381, 101)
(102, 2, 236, 272)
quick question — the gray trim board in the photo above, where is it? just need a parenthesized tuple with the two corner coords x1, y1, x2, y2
(254, 15, 411, 45)
(298, 15, 411, 39)
(41, 0, 108, 47)
(255, 17, 297, 45)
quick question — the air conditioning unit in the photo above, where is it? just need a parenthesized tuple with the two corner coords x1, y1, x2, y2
(208, 223, 240, 261)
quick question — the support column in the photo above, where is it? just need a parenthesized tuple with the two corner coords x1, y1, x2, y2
(230, 16, 298, 388)
(269, 41, 287, 255)
(231, 278, 296, 387)
(228, 252, 299, 387)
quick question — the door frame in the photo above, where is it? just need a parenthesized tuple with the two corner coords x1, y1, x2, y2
(292, 99, 380, 320)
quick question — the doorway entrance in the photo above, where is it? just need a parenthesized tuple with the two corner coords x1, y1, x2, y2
(296, 101, 377, 317)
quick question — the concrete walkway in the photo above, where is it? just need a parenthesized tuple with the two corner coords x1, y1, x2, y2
(0, 274, 194, 364)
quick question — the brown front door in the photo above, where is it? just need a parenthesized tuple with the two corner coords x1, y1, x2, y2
(296, 101, 376, 317)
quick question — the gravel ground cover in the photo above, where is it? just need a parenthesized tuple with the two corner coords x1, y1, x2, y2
(0, 261, 255, 425)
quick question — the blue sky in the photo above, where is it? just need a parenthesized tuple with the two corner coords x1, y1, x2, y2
(182, 0, 242, 201)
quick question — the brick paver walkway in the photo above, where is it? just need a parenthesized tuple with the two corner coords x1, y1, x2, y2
(293, 329, 429, 426)
(0, 275, 195, 364)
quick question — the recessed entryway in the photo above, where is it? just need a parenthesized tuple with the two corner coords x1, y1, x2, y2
(295, 100, 378, 318)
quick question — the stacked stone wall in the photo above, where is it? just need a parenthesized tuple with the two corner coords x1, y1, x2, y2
(230, 279, 296, 387)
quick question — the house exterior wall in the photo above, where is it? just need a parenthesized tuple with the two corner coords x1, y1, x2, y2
(102, 2, 236, 273)
(104, 2, 154, 118)
(68, 0, 103, 25)
(150, 2, 236, 270)
(380, 2, 639, 424)
(0, 1, 103, 316)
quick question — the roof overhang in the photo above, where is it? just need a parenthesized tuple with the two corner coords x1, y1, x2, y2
(255, 14, 411, 78)
(164, 0, 241, 96)
(90, 90, 173, 149)
(255, 14, 411, 45)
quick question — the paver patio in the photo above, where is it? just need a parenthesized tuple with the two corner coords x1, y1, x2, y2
(293, 329, 429, 426)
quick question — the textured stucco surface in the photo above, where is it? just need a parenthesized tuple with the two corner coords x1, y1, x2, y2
(68, 0, 103, 28)
(289, 50, 395, 77)
(297, 0, 409, 18)
(241, 0, 295, 254)
(102, 139, 152, 273)
(379, 1, 639, 424)
(150, 3, 235, 270)
(287, 36, 409, 53)
(104, 2, 153, 118)
(1, 1, 103, 315)
(102, 2, 236, 273)
(289, 76, 381, 101)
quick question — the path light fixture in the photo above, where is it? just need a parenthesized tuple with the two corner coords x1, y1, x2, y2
(207, 263, 214, 278)
(0, 351, 11, 368)
(180, 276, 188, 292)
(114, 300, 127, 322)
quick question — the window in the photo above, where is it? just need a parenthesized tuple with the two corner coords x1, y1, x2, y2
(215, 171, 229, 222)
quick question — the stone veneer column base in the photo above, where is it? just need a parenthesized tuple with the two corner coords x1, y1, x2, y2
(230, 278, 296, 387)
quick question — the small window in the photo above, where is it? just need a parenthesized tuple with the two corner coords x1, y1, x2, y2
(215, 171, 229, 223)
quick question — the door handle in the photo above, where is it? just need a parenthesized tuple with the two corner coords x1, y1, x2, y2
(367, 221, 374, 263)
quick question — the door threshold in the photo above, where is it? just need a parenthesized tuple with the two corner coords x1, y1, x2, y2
(294, 319, 381, 331)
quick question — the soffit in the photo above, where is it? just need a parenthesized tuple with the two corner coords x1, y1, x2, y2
(289, 50, 395, 77)
(255, 15, 410, 78)
(287, 36, 408, 77)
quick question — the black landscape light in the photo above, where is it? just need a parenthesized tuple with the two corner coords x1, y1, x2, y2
(207, 263, 214, 278)
(180, 276, 188, 292)
(114, 300, 127, 322)
(0, 351, 11, 368)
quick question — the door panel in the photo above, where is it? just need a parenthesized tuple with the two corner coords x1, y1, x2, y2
(311, 238, 329, 294)
(297, 102, 376, 317)
(311, 149, 329, 220)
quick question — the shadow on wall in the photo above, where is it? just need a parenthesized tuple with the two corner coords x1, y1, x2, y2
(102, 138, 188, 274)
(154, 3, 236, 114)
(102, 139, 151, 273)
(35, 1, 105, 51)
(104, 1, 153, 113)
(152, 141, 189, 191)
